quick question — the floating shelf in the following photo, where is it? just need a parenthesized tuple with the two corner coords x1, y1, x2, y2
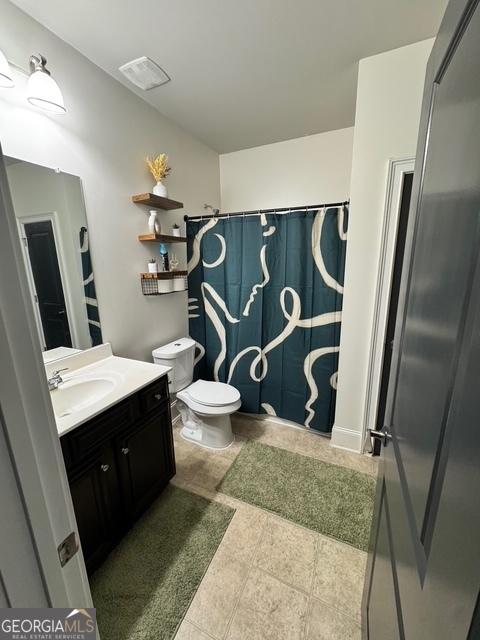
(142, 289, 188, 297)
(141, 270, 187, 279)
(132, 193, 184, 210)
(138, 233, 187, 243)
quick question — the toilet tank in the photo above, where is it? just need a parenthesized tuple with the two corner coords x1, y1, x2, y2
(152, 337, 196, 392)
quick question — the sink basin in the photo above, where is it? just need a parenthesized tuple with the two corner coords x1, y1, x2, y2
(51, 375, 118, 418)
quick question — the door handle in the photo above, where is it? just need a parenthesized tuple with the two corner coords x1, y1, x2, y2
(369, 428, 392, 447)
(100, 464, 110, 472)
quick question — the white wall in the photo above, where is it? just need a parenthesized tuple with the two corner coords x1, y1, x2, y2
(0, 0, 220, 362)
(332, 39, 434, 452)
(220, 128, 354, 211)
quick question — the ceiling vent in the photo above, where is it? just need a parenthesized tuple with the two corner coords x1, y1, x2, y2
(118, 56, 170, 91)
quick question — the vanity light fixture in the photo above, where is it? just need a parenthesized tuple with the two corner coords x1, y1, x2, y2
(0, 48, 14, 88)
(27, 53, 66, 114)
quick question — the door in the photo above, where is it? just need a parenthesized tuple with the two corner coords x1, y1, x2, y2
(373, 172, 413, 455)
(68, 445, 121, 574)
(23, 219, 72, 349)
(365, 1, 480, 638)
(117, 411, 174, 520)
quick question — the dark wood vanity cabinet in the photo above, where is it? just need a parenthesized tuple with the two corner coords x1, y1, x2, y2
(60, 375, 175, 574)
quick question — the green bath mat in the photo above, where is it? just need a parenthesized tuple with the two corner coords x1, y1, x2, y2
(217, 441, 375, 550)
(91, 485, 234, 640)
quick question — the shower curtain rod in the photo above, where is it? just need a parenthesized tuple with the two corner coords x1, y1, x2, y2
(184, 200, 349, 222)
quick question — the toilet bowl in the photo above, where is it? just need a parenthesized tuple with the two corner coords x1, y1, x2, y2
(177, 380, 241, 449)
(152, 339, 241, 450)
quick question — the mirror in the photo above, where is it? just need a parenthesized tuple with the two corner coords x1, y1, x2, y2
(5, 157, 103, 360)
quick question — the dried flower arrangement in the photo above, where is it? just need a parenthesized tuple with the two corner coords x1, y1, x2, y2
(146, 154, 171, 182)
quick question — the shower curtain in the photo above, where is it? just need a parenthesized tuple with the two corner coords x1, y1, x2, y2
(186, 206, 348, 433)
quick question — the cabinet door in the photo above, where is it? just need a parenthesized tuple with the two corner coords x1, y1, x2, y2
(68, 445, 121, 573)
(117, 410, 175, 520)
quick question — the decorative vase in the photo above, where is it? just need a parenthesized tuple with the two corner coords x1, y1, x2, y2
(148, 210, 161, 235)
(153, 181, 168, 197)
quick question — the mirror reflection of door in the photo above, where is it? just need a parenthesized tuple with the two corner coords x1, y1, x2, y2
(5, 156, 103, 357)
(20, 217, 72, 350)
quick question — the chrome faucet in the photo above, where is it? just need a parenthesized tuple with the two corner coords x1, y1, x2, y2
(47, 368, 69, 391)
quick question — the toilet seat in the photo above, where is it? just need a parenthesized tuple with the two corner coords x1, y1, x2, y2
(187, 380, 240, 407)
(177, 379, 241, 416)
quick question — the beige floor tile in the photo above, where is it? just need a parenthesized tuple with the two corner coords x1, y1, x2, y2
(226, 568, 309, 640)
(254, 516, 317, 593)
(219, 505, 267, 563)
(193, 453, 233, 491)
(312, 536, 367, 622)
(306, 597, 361, 640)
(186, 546, 249, 639)
(174, 619, 214, 640)
(173, 446, 206, 483)
(218, 434, 247, 460)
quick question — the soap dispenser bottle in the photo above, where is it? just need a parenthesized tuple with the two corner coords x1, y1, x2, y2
(159, 243, 170, 272)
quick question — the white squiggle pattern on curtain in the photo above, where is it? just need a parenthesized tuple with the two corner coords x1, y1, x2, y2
(201, 282, 240, 380)
(263, 226, 276, 237)
(188, 218, 218, 273)
(202, 233, 226, 268)
(243, 245, 271, 317)
(337, 206, 347, 241)
(312, 208, 344, 293)
(228, 288, 341, 383)
(194, 341, 205, 366)
(188, 297, 200, 319)
(304, 347, 340, 428)
(261, 402, 277, 416)
(330, 371, 338, 389)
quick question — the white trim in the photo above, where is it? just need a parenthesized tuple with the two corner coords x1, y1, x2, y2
(16, 211, 80, 349)
(0, 146, 92, 606)
(362, 157, 415, 451)
(330, 425, 363, 453)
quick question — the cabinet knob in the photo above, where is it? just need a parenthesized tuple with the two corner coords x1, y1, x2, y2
(154, 393, 162, 401)
(121, 447, 129, 455)
(100, 464, 110, 472)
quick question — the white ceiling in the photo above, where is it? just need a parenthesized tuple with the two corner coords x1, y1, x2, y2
(12, 0, 446, 153)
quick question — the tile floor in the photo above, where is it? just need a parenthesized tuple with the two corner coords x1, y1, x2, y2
(171, 414, 377, 640)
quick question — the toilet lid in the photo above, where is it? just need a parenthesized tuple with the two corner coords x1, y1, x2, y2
(187, 380, 240, 407)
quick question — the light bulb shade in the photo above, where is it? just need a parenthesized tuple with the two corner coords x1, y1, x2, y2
(0, 49, 14, 88)
(27, 70, 66, 113)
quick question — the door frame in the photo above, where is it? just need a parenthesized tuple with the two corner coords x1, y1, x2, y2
(17, 211, 77, 350)
(0, 142, 92, 607)
(362, 157, 415, 452)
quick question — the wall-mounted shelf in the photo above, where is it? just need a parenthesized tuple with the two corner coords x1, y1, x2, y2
(132, 193, 184, 210)
(141, 270, 187, 279)
(138, 233, 187, 243)
(141, 271, 187, 296)
(142, 289, 188, 297)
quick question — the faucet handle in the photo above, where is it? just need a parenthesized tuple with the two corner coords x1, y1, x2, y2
(52, 367, 69, 376)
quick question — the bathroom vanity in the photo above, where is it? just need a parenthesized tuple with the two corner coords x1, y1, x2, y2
(48, 344, 175, 574)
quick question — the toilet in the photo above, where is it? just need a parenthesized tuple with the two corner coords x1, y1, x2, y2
(152, 338, 241, 449)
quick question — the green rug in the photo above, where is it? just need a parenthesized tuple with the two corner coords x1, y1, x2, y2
(217, 441, 375, 551)
(91, 485, 234, 640)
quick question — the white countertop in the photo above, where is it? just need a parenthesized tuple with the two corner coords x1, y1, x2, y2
(47, 344, 171, 437)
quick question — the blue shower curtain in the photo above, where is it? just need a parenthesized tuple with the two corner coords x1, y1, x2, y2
(187, 206, 348, 433)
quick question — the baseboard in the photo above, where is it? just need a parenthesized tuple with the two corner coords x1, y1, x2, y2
(330, 425, 363, 453)
(237, 410, 308, 432)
